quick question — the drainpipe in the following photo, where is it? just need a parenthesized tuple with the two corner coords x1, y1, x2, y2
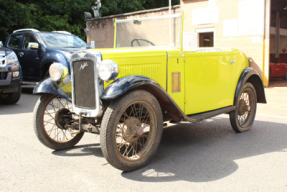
(169, 0, 172, 46)
(275, 11, 280, 59)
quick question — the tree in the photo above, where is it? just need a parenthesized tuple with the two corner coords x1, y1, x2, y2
(0, 0, 180, 43)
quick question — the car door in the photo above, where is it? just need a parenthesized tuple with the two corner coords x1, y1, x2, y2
(166, 50, 185, 112)
(18, 34, 41, 80)
(184, 51, 236, 115)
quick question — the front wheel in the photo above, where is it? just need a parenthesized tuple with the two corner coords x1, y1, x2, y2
(100, 90, 163, 171)
(230, 83, 257, 133)
(0, 87, 21, 104)
(33, 93, 84, 150)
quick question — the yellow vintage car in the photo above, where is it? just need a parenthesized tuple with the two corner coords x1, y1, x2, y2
(33, 14, 266, 171)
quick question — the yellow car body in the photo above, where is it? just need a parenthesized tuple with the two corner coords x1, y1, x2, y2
(97, 47, 248, 115)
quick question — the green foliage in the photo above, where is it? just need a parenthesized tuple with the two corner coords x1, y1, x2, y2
(100, 0, 180, 16)
(0, 0, 180, 43)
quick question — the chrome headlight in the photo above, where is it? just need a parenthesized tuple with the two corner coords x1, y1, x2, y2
(7, 52, 18, 65)
(98, 60, 119, 82)
(49, 62, 68, 81)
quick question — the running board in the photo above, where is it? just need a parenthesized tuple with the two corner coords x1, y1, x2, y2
(185, 106, 236, 123)
(22, 81, 37, 85)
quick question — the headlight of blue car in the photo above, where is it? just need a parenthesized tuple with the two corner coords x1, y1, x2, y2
(7, 52, 18, 65)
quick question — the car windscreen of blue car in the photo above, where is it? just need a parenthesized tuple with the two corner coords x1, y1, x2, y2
(40, 33, 89, 48)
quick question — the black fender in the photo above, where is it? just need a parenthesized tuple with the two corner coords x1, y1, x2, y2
(234, 67, 267, 104)
(101, 75, 185, 121)
(33, 75, 72, 102)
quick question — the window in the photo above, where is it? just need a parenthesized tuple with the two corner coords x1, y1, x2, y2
(22, 36, 38, 49)
(40, 33, 89, 48)
(199, 32, 214, 47)
(8, 35, 23, 48)
(196, 28, 215, 48)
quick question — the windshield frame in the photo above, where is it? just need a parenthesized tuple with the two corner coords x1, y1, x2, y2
(40, 32, 90, 49)
(114, 13, 183, 50)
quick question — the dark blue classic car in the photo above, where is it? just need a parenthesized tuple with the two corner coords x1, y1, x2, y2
(4, 29, 90, 84)
(0, 47, 22, 104)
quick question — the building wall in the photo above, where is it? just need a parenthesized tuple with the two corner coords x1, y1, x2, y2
(181, 0, 268, 85)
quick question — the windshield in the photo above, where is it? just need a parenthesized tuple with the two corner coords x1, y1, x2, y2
(41, 32, 89, 48)
(115, 14, 181, 48)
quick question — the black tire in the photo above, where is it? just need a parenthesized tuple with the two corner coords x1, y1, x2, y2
(0, 87, 21, 104)
(33, 93, 84, 150)
(283, 70, 287, 80)
(230, 83, 257, 133)
(100, 90, 163, 171)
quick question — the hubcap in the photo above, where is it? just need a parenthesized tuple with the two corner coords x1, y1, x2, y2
(238, 99, 250, 116)
(122, 117, 142, 142)
(55, 108, 72, 129)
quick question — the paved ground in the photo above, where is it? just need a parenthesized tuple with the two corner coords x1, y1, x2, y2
(0, 81, 287, 192)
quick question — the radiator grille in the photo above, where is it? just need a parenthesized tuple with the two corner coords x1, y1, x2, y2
(72, 60, 96, 108)
(0, 56, 5, 66)
(0, 72, 7, 80)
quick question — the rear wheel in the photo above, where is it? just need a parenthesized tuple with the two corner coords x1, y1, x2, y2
(33, 93, 84, 150)
(0, 87, 21, 104)
(230, 83, 257, 133)
(100, 90, 163, 171)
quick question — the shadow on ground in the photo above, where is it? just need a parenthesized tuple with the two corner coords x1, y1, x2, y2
(51, 116, 287, 183)
(52, 144, 103, 157)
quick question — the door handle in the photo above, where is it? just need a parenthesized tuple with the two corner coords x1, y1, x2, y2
(18, 52, 24, 57)
(230, 59, 235, 65)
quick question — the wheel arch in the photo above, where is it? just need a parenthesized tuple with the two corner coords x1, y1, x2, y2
(101, 76, 185, 121)
(246, 74, 266, 103)
(33, 76, 72, 102)
(41, 62, 53, 79)
(40, 52, 70, 79)
(234, 68, 267, 104)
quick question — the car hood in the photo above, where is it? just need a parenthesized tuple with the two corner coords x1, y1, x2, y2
(0, 47, 12, 55)
(56, 48, 83, 54)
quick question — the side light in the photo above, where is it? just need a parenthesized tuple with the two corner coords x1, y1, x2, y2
(13, 71, 19, 78)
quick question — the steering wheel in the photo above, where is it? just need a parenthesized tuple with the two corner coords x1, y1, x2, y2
(131, 38, 155, 47)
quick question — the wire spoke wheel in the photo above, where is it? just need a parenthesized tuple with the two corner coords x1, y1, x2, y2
(100, 90, 163, 171)
(116, 102, 155, 161)
(33, 94, 84, 150)
(230, 83, 257, 133)
(237, 92, 250, 126)
(43, 95, 75, 143)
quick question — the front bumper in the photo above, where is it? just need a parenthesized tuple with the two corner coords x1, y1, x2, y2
(0, 62, 22, 90)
